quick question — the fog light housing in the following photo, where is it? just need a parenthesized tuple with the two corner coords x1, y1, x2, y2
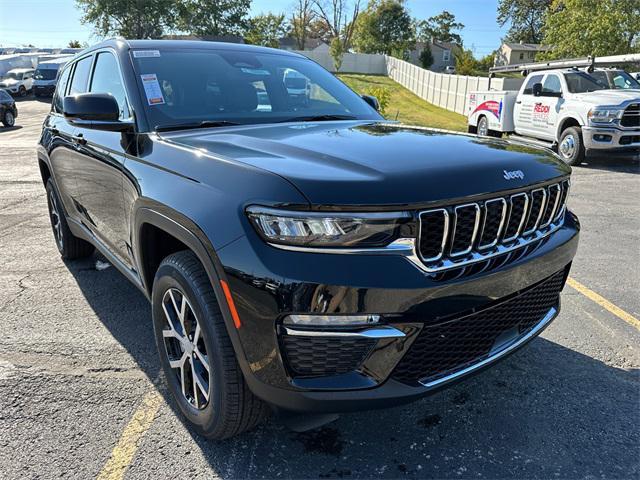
(283, 314, 381, 327)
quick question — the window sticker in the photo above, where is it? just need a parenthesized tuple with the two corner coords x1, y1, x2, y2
(133, 50, 161, 58)
(140, 73, 165, 105)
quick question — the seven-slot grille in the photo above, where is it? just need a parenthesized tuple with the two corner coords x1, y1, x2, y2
(418, 180, 569, 272)
(621, 103, 640, 128)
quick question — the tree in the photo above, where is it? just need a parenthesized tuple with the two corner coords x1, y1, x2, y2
(476, 52, 496, 72)
(175, 0, 251, 36)
(68, 40, 82, 48)
(353, 0, 415, 57)
(76, 0, 176, 38)
(312, 0, 362, 46)
(540, 0, 640, 59)
(245, 13, 289, 48)
(329, 36, 346, 70)
(454, 48, 476, 75)
(497, 0, 551, 44)
(291, 0, 316, 50)
(416, 10, 464, 45)
(307, 18, 333, 42)
(313, 0, 363, 71)
(418, 47, 433, 69)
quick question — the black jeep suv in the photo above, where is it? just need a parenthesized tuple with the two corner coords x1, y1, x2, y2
(38, 39, 579, 439)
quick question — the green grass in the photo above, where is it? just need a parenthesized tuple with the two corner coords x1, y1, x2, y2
(338, 74, 468, 132)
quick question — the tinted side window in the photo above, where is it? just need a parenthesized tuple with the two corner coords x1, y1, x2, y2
(523, 74, 544, 95)
(542, 74, 562, 95)
(69, 55, 93, 95)
(589, 71, 608, 86)
(53, 66, 72, 113)
(89, 52, 130, 119)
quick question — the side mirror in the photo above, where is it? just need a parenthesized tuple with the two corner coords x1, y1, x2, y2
(532, 83, 543, 97)
(63, 93, 133, 132)
(361, 94, 380, 111)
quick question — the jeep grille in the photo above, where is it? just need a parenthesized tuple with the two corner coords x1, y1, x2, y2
(418, 180, 570, 273)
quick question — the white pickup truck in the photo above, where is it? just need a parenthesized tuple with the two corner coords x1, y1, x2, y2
(468, 68, 640, 165)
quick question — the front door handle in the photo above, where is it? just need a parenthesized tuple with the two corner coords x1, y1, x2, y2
(71, 134, 87, 146)
(515, 100, 522, 104)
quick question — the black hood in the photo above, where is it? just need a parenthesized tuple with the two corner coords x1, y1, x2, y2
(164, 121, 570, 208)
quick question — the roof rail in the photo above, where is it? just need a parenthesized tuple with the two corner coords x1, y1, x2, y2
(489, 53, 640, 76)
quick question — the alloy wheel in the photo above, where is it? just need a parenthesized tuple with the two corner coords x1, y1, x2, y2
(48, 190, 63, 250)
(161, 288, 210, 410)
(4, 111, 14, 127)
(559, 134, 576, 160)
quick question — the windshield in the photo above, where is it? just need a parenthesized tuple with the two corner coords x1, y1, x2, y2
(590, 70, 640, 90)
(131, 48, 382, 130)
(34, 68, 58, 80)
(564, 72, 608, 93)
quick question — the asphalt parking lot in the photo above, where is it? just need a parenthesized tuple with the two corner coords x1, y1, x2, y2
(1, 98, 638, 480)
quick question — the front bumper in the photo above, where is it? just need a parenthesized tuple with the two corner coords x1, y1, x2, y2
(0, 85, 19, 94)
(216, 211, 580, 413)
(33, 85, 55, 96)
(583, 125, 640, 151)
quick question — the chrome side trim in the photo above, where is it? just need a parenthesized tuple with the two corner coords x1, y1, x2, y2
(450, 203, 481, 257)
(540, 183, 561, 228)
(419, 306, 558, 388)
(417, 208, 450, 262)
(503, 192, 530, 242)
(269, 237, 416, 255)
(555, 180, 570, 222)
(478, 198, 507, 250)
(282, 326, 406, 339)
(523, 188, 547, 236)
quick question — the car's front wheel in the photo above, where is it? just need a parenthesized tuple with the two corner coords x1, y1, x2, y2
(152, 251, 268, 439)
(2, 109, 15, 127)
(45, 179, 94, 259)
(558, 126, 585, 166)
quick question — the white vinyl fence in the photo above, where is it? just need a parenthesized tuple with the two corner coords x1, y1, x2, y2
(294, 51, 524, 116)
(385, 56, 524, 116)
(294, 50, 388, 75)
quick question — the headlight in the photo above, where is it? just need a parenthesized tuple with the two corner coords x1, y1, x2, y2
(588, 108, 623, 124)
(246, 206, 413, 248)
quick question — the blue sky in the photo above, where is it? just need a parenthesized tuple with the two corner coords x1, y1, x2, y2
(0, 0, 506, 57)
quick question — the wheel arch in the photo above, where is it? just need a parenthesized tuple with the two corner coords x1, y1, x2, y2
(556, 116, 582, 141)
(134, 207, 253, 383)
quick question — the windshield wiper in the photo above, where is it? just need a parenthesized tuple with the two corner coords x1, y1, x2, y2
(155, 120, 240, 132)
(277, 114, 358, 123)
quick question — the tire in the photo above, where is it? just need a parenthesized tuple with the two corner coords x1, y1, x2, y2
(152, 250, 268, 439)
(45, 179, 94, 259)
(2, 110, 15, 127)
(19, 86, 26, 97)
(558, 126, 585, 166)
(477, 116, 489, 137)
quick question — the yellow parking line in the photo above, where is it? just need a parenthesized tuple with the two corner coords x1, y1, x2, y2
(567, 277, 640, 331)
(96, 391, 163, 480)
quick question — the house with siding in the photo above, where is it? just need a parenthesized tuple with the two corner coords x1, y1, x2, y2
(494, 42, 550, 66)
(408, 41, 458, 72)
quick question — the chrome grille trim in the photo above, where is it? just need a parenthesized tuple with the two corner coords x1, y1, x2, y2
(415, 180, 569, 273)
(539, 183, 561, 228)
(522, 188, 547, 236)
(450, 203, 481, 257)
(503, 192, 530, 242)
(417, 208, 450, 262)
(478, 198, 507, 250)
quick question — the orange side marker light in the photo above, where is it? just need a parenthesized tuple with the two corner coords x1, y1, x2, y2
(220, 280, 242, 329)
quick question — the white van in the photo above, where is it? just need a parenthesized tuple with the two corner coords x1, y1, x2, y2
(33, 57, 71, 97)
